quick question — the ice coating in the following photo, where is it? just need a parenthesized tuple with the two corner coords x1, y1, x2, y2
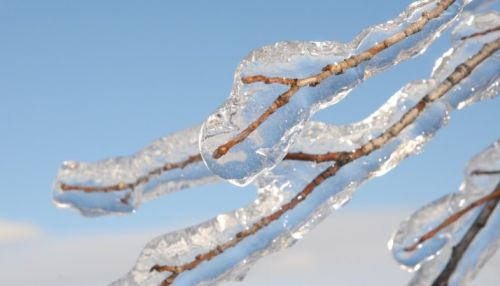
(111, 19, 499, 285)
(200, 0, 466, 185)
(389, 141, 500, 286)
(50, 1, 478, 218)
(52, 6, 498, 221)
(53, 126, 218, 216)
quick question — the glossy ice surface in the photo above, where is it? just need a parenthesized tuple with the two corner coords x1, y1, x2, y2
(109, 8, 499, 286)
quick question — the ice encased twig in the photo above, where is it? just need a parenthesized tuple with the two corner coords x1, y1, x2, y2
(200, 0, 467, 185)
(53, 126, 218, 216)
(389, 141, 500, 286)
(52, 0, 491, 217)
(111, 13, 499, 285)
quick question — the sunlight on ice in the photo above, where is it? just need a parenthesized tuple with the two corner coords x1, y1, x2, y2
(111, 9, 499, 285)
(53, 126, 218, 216)
(389, 141, 500, 285)
(200, 0, 466, 185)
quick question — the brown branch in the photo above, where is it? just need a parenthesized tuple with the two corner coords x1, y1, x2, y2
(150, 36, 500, 286)
(432, 181, 500, 286)
(404, 185, 500, 252)
(241, 75, 297, 85)
(60, 23, 500, 197)
(404, 169, 500, 252)
(58, 150, 350, 203)
(471, 169, 500, 176)
(59, 154, 203, 194)
(283, 151, 348, 163)
(58, 151, 347, 197)
(212, 84, 300, 159)
(212, 0, 457, 159)
(460, 25, 500, 41)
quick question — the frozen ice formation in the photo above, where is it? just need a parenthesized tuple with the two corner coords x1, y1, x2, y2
(200, 0, 468, 185)
(52, 0, 492, 218)
(53, 126, 218, 216)
(110, 12, 500, 285)
(389, 141, 500, 286)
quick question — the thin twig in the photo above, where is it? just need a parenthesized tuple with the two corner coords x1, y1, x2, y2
(404, 185, 500, 252)
(283, 151, 348, 163)
(242, 75, 297, 85)
(59, 154, 203, 193)
(432, 181, 500, 286)
(460, 25, 500, 41)
(61, 22, 500, 197)
(58, 151, 346, 195)
(150, 37, 500, 286)
(471, 169, 500, 176)
(404, 169, 500, 251)
(212, 0, 457, 159)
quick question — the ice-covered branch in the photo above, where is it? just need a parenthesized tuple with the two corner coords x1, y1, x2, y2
(52, 0, 488, 217)
(433, 182, 499, 286)
(53, 126, 216, 216)
(200, 0, 466, 185)
(459, 24, 500, 40)
(211, 0, 457, 160)
(53, 129, 349, 216)
(390, 141, 500, 286)
(59, 155, 203, 194)
(149, 38, 500, 286)
(51, 1, 499, 284)
(404, 180, 500, 252)
(112, 15, 500, 285)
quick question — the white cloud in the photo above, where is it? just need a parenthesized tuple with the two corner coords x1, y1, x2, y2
(0, 219, 42, 242)
(227, 209, 500, 286)
(226, 209, 413, 286)
(0, 210, 498, 285)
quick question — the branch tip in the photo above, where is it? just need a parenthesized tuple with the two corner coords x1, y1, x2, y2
(460, 25, 500, 41)
(404, 184, 500, 253)
(470, 169, 500, 176)
(432, 182, 500, 285)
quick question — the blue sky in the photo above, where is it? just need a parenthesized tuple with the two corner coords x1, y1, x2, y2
(0, 0, 499, 284)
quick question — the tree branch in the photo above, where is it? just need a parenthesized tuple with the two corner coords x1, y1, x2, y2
(59, 154, 203, 193)
(460, 25, 500, 41)
(58, 19, 500, 199)
(241, 75, 297, 85)
(150, 37, 500, 286)
(470, 169, 500, 176)
(212, 0, 457, 159)
(432, 181, 500, 286)
(404, 179, 500, 252)
(57, 151, 347, 195)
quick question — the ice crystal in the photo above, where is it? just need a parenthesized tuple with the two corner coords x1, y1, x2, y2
(110, 10, 500, 285)
(389, 141, 500, 286)
(199, 0, 467, 185)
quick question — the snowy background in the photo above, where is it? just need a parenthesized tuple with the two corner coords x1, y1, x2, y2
(1, 0, 499, 285)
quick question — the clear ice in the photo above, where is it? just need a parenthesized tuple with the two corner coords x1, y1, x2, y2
(53, 126, 219, 216)
(199, 0, 468, 185)
(110, 9, 500, 286)
(389, 141, 500, 286)
(52, 0, 491, 217)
